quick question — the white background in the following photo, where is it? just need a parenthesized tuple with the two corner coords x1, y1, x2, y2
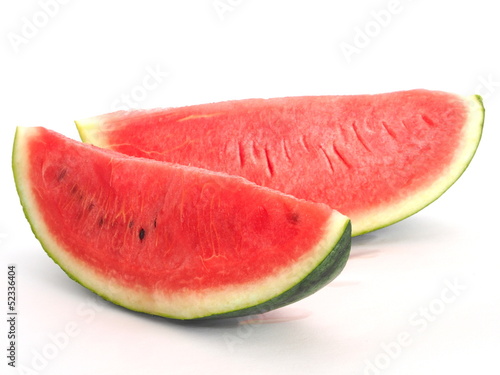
(1, 1, 499, 374)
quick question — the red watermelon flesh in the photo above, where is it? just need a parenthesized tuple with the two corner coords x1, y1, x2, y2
(12, 127, 351, 320)
(76, 89, 484, 236)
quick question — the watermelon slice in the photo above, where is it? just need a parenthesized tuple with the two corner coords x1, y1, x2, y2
(12, 127, 351, 320)
(76, 89, 484, 236)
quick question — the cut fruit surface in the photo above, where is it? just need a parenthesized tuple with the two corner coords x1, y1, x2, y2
(77, 89, 484, 235)
(12, 127, 351, 320)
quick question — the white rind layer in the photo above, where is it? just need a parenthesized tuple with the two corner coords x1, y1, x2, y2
(13, 127, 350, 320)
(76, 93, 485, 237)
(351, 95, 484, 235)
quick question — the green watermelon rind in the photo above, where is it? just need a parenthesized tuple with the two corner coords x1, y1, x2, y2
(12, 127, 352, 321)
(191, 220, 351, 320)
(75, 92, 485, 237)
(85, 219, 351, 321)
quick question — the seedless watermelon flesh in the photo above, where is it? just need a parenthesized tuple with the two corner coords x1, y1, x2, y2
(76, 89, 484, 236)
(12, 127, 351, 320)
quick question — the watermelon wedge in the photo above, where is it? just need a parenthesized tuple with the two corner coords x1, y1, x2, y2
(76, 89, 484, 236)
(12, 127, 351, 320)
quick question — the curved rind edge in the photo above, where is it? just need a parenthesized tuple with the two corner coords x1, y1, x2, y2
(75, 93, 485, 238)
(353, 94, 485, 236)
(85, 215, 351, 320)
(12, 127, 352, 320)
(190, 220, 351, 320)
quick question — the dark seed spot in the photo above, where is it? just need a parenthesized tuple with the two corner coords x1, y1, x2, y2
(87, 203, 95, 212)
(57, 168, 67, 182)
(98, 217, 104, 227)
(139, 228, 145, 241)
(287, 212, 300, 225)
(128, 220, 134, 229)
(153, 218, 157, 228)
